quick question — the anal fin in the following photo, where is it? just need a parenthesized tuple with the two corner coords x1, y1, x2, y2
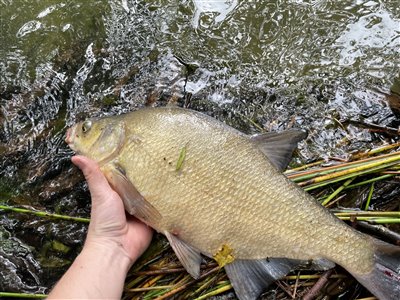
(165, 231, 202, 279)
(224, 258, 299, 300)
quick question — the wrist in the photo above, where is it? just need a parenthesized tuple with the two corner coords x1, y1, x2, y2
(48, 237, 132, 299)
(82, 238, 133, 270)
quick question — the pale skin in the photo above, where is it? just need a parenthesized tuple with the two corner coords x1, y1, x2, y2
(48, 155, 153, 299)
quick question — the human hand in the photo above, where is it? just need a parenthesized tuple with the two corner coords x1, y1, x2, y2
(72, 155, 153, 265)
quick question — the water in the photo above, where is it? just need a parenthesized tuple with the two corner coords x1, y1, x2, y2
(1, 0, 399, 296)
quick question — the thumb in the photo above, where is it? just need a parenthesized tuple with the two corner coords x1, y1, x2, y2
(72, 155, 112, 201)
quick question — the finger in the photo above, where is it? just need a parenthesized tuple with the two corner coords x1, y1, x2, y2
(126, 215, 154, 258)
(72, 155, 113, 199)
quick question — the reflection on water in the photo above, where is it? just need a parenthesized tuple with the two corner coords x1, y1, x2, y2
(191, 0, 238, 28)
(1, 0, 400, 296)
(335, 6, 400, 68)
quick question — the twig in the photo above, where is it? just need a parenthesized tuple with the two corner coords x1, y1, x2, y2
(364, 182, 375, 210)
(193, 282, 232, 300)
(292, 272, 300, 299)
(287, 151, 400, 181)
(285, 160, 325, 173)
(189, 270, 226, 298)
(350, 142, 400, 160)
(283, 274, 346, 280)
(275, 280, 295, 298)
(333, 211, 400, 217)
(303, 269, 334, 300)
(126, 285, 173, 292)
(346, 120, 400, 136)
(299, 155, 400, 188)
(356, 222, 400, 245)
(345, 174, 396, 189)
(324, 194, 346, 208)
(321, 178, 355, 206)
(153, 267, 220, 300)
(337, 217, 400, 224)
(135, 267, 186, 275)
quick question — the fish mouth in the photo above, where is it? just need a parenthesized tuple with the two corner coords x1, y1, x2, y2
(65, 126, 77, 152)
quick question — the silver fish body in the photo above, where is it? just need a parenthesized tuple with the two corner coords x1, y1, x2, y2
(67, 107, 400, 300)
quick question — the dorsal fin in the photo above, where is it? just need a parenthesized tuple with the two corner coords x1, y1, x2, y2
(250, 130, 307, 172)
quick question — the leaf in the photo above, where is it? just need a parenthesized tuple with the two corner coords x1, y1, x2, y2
(176, 144, 187, 171)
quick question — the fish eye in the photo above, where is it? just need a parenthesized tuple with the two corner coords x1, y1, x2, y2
(82, 120, 92, 133)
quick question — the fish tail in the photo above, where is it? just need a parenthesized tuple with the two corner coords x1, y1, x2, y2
(350, 238, 400, 300)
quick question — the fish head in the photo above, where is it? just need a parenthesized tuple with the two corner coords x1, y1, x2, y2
(66, 117, 126, 164)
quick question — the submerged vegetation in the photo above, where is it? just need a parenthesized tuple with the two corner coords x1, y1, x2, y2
(2, 142, 400, 299)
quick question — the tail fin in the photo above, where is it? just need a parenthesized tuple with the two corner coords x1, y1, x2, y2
(350, 239, 400, 300)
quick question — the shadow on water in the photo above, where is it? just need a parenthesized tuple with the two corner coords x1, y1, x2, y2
(0, 0, 400, 297)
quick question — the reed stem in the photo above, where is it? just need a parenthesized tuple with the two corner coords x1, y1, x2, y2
(0, 292, 47, 299)
(0, 204, 90, 223)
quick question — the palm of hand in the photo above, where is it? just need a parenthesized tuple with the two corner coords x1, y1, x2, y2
(72, 156, 153, 263)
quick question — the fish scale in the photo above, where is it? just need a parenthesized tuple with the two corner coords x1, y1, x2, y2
(67, 106, 400, 300)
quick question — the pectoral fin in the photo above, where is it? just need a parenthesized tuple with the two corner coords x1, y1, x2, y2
(103, 164, 162, 227)
(251, 130, 307, 171)
(224, 258, 299, 300)
(165, 231, 202, 279)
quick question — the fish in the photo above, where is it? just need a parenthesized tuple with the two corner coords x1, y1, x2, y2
(65, 106, 400, 300)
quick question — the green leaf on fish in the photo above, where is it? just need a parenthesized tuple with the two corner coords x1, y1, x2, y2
(176, 145, 187, 171)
